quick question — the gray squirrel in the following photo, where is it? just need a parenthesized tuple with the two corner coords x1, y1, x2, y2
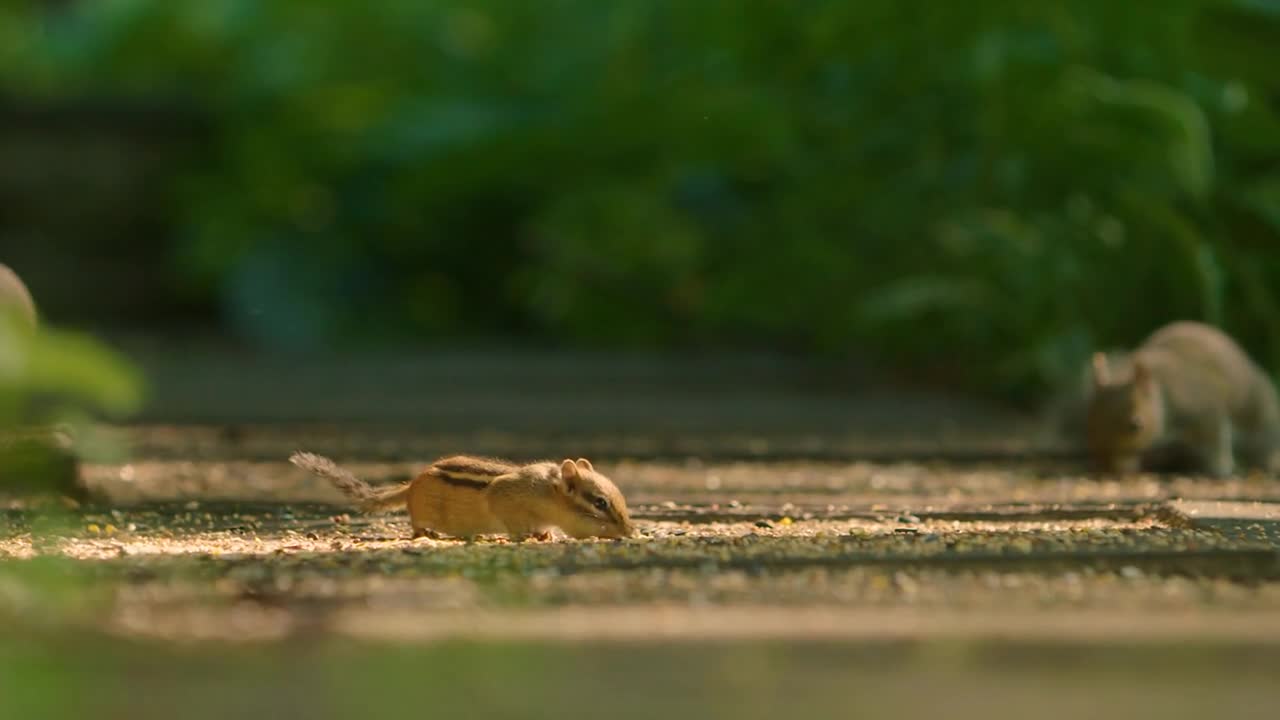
(1086, 321, 1280, 476)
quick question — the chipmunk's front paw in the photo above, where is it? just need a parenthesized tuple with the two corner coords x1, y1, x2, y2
(515, 530, 556, 542)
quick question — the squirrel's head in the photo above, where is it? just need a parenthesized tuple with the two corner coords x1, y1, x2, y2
(554, 458, 636, 539)
(1086, 352, 1164, 473)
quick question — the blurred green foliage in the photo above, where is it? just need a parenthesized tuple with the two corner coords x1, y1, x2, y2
(0, 311, 141, 496)
(0, 313, 142, 427)
(2, 633, 1279, 720)
(2, 0, 1280, 401)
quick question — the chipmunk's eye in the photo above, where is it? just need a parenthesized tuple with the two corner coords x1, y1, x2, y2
(592, 496, 610, 512)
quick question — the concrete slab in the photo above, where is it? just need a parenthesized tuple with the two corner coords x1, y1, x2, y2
(1164, 500, 1280, 522)
(1159, 500, 1280, 547)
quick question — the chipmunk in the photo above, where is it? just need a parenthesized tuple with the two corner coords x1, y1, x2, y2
(289, 452, 636, 540)
(1087, 321, 1280, 476)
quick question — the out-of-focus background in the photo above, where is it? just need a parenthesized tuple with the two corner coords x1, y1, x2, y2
(4, 2, 1280, 718)
(4, 0, 1279, 403)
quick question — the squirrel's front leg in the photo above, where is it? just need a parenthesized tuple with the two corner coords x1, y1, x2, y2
(1196, 416, 1235, 478)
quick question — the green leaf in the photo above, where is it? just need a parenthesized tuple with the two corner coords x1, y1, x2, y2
(0, 318, 144, 424)
(1062, 67, 1215, 200)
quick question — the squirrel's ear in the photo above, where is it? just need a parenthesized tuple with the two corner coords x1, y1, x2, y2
(1091, 352, 1110, 386)
(575, 458, 593, 472)
(559, 459, 579, 492)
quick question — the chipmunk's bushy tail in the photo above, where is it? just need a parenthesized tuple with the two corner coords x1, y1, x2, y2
(289, 451, 408, 512)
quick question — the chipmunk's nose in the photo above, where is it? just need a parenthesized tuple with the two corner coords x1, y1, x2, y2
(604, 519, 637, 539)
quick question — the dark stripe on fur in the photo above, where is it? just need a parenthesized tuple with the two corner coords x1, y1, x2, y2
(432, 456, 517, 476)
(437, 473, 490, 490)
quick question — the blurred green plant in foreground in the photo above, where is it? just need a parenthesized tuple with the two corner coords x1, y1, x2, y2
(0, 310, 142, 496)
(2, 0, 1279, 402)
(0, 315, 141, 423)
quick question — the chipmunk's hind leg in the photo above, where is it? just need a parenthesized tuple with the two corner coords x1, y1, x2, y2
(412, 526, 446, 540)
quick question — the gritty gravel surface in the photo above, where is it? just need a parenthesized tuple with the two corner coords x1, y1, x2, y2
(7, 360, 1280, 714)
(5, 422, 1280, 718)
(4, 448, 1280, 643)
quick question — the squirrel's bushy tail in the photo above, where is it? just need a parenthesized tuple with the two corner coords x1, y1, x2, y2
(289, 451, 408, 512)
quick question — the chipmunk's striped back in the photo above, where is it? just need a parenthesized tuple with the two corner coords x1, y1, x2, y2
(429, 455, 519, 489)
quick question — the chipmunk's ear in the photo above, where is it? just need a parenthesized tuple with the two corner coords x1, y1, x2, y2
(1091, 352, 1110, 387)
(575, 458, 593, 472)
(559, 459, 580, 494)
